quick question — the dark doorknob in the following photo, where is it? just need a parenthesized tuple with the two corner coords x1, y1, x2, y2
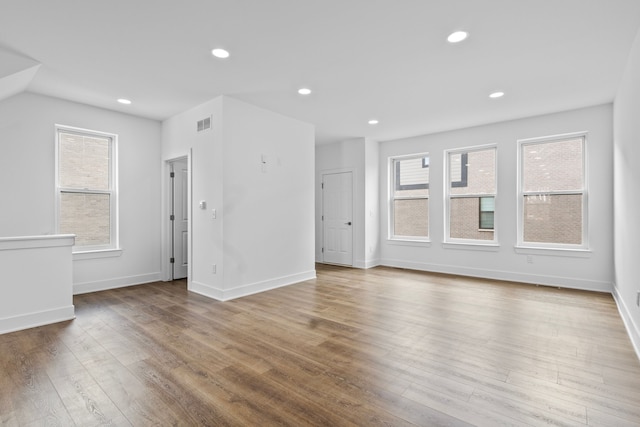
(345, 222, 352, 225)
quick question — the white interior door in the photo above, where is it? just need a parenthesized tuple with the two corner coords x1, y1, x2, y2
(322, 171, 353, 266)
(171, 158, 188, 279)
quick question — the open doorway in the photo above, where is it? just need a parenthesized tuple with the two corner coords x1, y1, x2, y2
(168, 157, 189, 280)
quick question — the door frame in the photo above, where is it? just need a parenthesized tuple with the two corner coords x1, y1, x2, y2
(320, 168, 355, 266)
(162, 152, 192, 282)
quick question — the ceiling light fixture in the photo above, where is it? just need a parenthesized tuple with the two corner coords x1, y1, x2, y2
(211, 48, 230, 59)
(489, 91, 505, 99)
(298, 88, 312, 95)
(447, 31, 468, 43)
(117, 98, 132, 105)
(368, 119, 379, 125)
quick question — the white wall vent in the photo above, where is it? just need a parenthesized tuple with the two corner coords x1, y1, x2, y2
(197, 116, 212, 132)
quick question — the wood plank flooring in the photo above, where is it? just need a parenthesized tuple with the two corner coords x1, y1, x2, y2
(1, 264, 639, 426)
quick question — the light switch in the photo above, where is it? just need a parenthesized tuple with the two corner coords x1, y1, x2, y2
(212, 209, 216, 219)
(199, 200, 206, 209)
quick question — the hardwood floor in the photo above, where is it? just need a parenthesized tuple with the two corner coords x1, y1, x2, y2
(1, 264, 639, 426)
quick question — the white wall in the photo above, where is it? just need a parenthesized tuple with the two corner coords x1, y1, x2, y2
(0, 93, 163, 293)
(221, 97, 315, 297)
(379, 104, 614, 292)
(364, 139, 380, 267)
(315, 138, 379, 268)
(162, 96, 315, 301)
(613, 28, 640, 356)
(162, 97, 224, 291)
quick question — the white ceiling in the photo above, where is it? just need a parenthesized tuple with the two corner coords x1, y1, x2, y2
(1, 0, 639, 144)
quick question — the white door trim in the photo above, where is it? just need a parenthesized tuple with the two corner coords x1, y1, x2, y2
(171, 158, 189, 279)
(162, 152, 192, 283)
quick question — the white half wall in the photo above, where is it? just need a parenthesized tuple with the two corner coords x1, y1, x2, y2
(0, 235, 75, 334)
(379, 104, 614, 292)
(0, 93, 163, 293)
(613, 27, 640, 358)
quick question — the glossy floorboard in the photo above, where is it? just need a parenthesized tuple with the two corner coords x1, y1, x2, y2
(1, 264, 639, 426)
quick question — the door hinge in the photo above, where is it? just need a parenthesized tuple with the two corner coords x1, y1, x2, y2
(170, 172, 175, 178)
(170, 214, 175, 221)
(321, 247, 324, 253)
(321, 182, 324, 189)
(321, 215, 324, 221)
(170, 257, 175, 264)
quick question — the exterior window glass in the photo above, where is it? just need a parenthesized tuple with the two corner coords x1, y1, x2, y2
(520, 135, 585, 247)
(446, 146, 496, 242)
(479, 197, 495, 230)
(391, 154, 429, 240)
(56, 127, 117, 250)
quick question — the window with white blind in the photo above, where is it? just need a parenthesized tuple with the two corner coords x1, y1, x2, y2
(390, 154, 429, 241)
(56, 126, 118, 252)
(445, 146, 497, 243)
(518, 133, 587, 249)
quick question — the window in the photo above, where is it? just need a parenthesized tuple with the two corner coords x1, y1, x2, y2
(479, 197, 495, 230)
(445, 146, 497, 242)
(56, 126, 118, 251)
(390, 154, 429, 240)
(518, 133, 586, 248)
(450, 152, 468, 187)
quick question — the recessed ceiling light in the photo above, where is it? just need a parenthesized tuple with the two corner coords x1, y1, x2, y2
(447, 31, 468, 43)
(117, 98, 132, 105)
(489, 91, 505, 99)
(211, 48, 230, 59)
(298, 88, 312, 95)
(368, 119, 379, 125)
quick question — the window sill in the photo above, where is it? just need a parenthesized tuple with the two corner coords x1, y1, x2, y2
(73, 248, 123, 260)
(514, 246, 591, 258)
(387, 238, 431, 248)
(442, 242, 500, 252)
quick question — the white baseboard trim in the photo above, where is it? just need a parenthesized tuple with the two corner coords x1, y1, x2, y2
(0, 305, 75, 335)
(190, 270, 317, 302)
(378, 258, 612, 293)
(353, 259, 381, 269)
(73, 272, 162, 295)
(189, 280, 225, 301)
(612, 283, 640, 361)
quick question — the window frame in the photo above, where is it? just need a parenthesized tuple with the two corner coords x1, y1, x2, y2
(516, 131, 588, 251)
(55, 124, 119, 254)
(444, 144, 498, 245)
(389, 153, 430, 242)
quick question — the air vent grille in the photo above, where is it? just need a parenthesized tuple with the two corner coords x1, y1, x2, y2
(197, 116, 212, 132)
